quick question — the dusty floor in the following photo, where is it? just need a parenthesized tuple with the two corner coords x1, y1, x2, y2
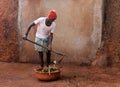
(0, 62, 120, 87)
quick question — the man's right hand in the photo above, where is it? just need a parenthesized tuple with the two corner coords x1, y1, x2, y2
(22, 35, 27, 40)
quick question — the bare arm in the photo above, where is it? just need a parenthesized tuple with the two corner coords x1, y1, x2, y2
(48, 33, 53, 51)
(25, 22, 35, 37)
(23, 22, 35, 39)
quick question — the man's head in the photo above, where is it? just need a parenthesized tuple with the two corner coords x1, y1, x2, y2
(47, 10, 57, 21)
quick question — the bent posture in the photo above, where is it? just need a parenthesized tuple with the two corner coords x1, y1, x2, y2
(23, 10, 57, 68)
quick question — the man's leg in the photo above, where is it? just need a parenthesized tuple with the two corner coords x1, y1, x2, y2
(38, 52, 44, 67)
(46, 51, 51, 67)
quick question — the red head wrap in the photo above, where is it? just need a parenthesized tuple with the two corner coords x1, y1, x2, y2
(47, 10, 57, 20)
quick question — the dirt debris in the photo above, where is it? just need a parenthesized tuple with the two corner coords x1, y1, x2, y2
(0, 62, 120, 87)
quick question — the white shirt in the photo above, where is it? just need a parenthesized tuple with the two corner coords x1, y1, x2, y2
(34, 17, 56, 39)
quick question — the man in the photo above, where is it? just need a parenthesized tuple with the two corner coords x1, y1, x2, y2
(23, 10, 57, 68)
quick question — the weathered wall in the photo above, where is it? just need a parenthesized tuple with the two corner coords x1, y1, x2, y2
(18, 0, 103, 64)
(0, 0, 119, 64)
(102, 0, 120, 63)
(0, 0, 19, 62)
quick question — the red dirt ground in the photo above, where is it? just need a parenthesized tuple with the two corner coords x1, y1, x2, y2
(0, 62, 120, 87)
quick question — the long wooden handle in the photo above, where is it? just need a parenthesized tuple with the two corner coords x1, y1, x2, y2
(25, 38, 50, 50)
(23, 38, 65, 56)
